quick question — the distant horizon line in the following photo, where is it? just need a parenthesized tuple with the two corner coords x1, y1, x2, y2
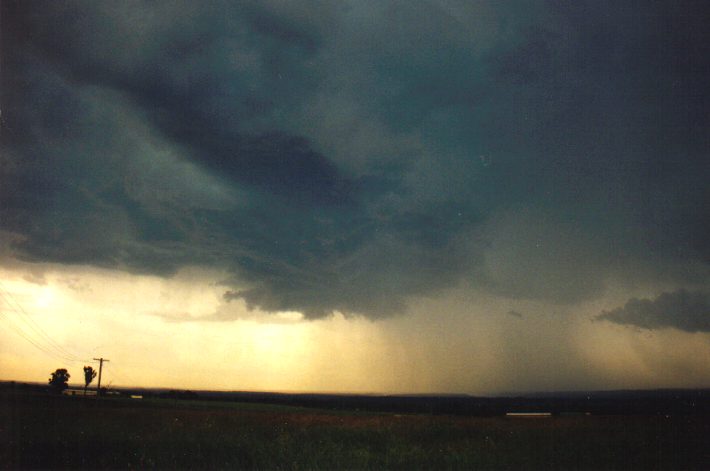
(3, 378, 710, 398)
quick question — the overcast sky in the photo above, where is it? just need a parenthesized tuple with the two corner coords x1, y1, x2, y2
(1, 0, 709, 394)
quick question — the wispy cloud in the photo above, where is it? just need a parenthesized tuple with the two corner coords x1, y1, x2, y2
(598, 290, 710, 333)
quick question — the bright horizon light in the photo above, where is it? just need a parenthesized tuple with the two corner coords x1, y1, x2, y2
(2, 262, 710, 395)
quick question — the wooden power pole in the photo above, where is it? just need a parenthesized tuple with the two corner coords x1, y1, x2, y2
(93, 357, 109, 396)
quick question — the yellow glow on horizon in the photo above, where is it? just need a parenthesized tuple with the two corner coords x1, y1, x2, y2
(2, 262, 710, 394)
(0, 265, 393, 393)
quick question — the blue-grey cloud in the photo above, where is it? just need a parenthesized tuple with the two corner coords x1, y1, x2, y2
(1, 1, 709, 318)
(597, 290, 710, 333)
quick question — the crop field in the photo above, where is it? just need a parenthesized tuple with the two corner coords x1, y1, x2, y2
(2, 391, 709, 469)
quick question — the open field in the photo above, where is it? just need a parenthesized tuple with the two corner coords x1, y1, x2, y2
(2, 389, 709, 469)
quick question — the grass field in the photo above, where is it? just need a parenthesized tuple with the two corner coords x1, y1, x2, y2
(2, 391, 709, 469)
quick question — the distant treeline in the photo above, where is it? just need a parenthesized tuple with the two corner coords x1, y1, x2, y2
(3, 381, 710, 416)
(182, 389, 710, 416)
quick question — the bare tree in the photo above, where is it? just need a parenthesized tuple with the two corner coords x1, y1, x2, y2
(83, 366, 97, 396)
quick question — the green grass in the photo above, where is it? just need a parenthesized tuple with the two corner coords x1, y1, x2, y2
(2, 392, 708, 469)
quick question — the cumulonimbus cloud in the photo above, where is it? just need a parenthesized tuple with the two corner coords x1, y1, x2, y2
(2, 1, 709, 319)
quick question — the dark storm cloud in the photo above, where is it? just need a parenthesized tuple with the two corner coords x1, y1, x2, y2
(1, 1, 709, 318)
(598, 290, 710, 333)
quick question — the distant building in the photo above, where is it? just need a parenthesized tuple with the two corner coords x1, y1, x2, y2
(62, 388, 97, 396)
(505, 412, 552, 418)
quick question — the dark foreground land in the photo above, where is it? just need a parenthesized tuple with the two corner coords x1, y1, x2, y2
(2, 385, 710, 469)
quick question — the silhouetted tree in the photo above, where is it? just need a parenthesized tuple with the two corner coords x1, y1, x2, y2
(48, 368, 70, 394)
(83, 366, 97, 395)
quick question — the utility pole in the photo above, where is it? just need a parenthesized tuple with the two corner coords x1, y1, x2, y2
(93, 357, 109, 397)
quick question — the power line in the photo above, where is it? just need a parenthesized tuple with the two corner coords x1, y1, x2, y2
(0, 282, 88, 364)
(0, 281, 84, 362)
(0, 282, 138, 390)
(0, 309, 80, 363)
(102, 362, 129, 385)
(0, 295, 83, 363)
